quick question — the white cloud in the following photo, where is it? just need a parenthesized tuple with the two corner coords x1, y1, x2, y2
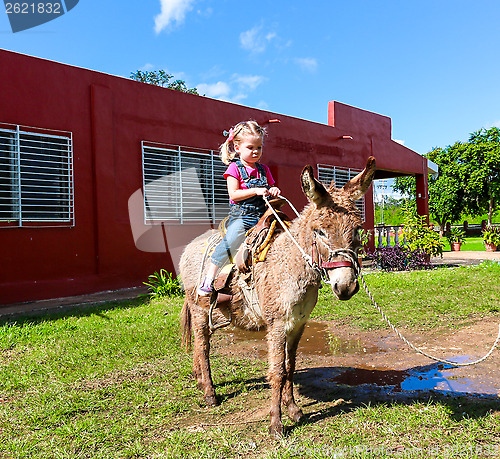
(196, 74, 265, 104)
(154, 0, 195, 34)
(240, 25, 264, 53)
(293, 57, 318, 73)
(232, 74, 265, 91)
(240, 24, 277, 54)
(139, 63, 155, 71)
(197, 81, 231, 99)
(492, 120, 500, 128)
(231, 93, 248, 104)
(393, 139, 405, 145)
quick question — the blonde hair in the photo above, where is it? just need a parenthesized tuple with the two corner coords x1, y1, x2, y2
(219, 120, 266, 165)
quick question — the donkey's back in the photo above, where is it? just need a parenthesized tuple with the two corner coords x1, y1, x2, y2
(179, 229, 217, 293)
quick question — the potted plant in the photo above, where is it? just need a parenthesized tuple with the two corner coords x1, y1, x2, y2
(357, 229, 372, 264)
(402, 213, 444, 261)
(446, 228, 466, 251)
(482, 225, 500, 252)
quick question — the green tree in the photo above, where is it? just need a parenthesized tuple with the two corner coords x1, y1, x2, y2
(393, 175, 416, 202)
(459, 127, 500, 225)
(426, 145, 465, 235)
(394, 147, 464, 235)
(374, 196, 406, 226)
(130, 69, 199, 95)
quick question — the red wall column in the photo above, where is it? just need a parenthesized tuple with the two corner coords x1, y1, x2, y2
(416, 173, 429, 224)
(90, 84, 115, 275)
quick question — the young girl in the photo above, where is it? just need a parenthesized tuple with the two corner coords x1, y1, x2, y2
(197, 121, 281, 296)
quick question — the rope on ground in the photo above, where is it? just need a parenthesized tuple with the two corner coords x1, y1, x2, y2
(359, 271, 500, 367)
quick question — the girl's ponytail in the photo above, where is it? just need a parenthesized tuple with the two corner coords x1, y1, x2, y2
(219, 135, 235, 165)
(219, 121, 266, 165)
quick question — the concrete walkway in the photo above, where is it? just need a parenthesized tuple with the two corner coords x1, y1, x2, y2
(1, 251, 498, 318)
(0, 286, 149, 318)
(431, 250, 500, 266)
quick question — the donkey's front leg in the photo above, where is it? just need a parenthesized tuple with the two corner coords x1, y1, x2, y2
(267, 322, 287, 437)
(282, 324, 305, 423)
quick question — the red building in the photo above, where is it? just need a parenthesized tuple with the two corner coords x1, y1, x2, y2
(0, 49, 431, 307)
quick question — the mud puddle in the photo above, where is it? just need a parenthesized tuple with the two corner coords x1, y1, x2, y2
(332, 361, 498, 396)
(222, 321, 500, 398)
(226, 321, 386, 358)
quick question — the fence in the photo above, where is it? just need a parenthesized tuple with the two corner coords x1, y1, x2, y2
(374, 225, 406, 247)
(375, 222, 496, 247)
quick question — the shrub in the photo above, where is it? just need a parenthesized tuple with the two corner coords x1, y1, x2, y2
(402, 211, 444, 258)
(446, 227, 466, 245)
(482, 226, 500, 246)
(144, 269, 183, 297)
(370, 245, 431, 272)
(357, 228, 372, 257)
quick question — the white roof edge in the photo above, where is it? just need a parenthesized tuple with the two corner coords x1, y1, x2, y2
(427, 159, 439, 176)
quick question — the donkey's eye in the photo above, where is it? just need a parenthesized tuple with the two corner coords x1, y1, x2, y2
(314, 228, 327, 238)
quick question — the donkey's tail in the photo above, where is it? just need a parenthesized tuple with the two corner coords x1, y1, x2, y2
(180, 296, 192, 351)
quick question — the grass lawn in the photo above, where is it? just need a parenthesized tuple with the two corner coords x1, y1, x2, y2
(442, 237, 486, 252)
(0, 261, 499, 458)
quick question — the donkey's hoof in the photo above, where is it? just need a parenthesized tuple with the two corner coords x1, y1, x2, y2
(288, 407, 304, 423)
(269, 422, 284, 438)
(204, 395, 218, 407)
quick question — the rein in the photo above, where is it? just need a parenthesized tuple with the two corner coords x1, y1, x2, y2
(358, 271, 500, 367)
(263, 195, 359, 283)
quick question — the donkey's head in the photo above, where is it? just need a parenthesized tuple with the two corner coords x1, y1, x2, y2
(300, 156, 376, 300)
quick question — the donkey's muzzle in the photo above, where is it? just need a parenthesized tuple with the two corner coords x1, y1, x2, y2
(325, 266, 359, 301)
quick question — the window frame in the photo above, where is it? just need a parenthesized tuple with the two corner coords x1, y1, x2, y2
(141, 141, 229, 225)
(317, 163, 366, 220)
(0, 123, 74, 228)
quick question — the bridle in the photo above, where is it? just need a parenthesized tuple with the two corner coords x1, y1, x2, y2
(312, 232, 360, 282)
(263, 195, 360, 284)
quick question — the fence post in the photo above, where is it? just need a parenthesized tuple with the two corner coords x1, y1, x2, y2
(386, 227, 391, 246)
(377, 227, 383, 247)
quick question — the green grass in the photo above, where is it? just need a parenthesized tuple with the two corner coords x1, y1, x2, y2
(313, 261, 500, 330)
(0, 262, 499, 458)
(442, 237, 486, 252)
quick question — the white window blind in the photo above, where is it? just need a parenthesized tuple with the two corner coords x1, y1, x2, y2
(317, 164, 365, 220)
(0, 124, 74, 227)
(142, 142, 229, 224)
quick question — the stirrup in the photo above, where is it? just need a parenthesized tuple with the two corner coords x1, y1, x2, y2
(208, 296, 232, 332)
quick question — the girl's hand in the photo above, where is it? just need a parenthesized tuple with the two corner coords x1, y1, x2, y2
(254, 187, 269, 196)
(268, 187, 281, 197)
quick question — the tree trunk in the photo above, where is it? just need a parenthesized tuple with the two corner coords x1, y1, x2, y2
(436, 217, 445, 236)
(488, 192, 494, 226)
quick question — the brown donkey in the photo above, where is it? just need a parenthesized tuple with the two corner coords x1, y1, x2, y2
(179, 157, 376, 437)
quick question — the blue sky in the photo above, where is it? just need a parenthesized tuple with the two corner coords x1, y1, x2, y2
(2, 0, 500, 157)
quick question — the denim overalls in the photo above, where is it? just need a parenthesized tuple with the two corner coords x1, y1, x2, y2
(211, 160, 270, 267)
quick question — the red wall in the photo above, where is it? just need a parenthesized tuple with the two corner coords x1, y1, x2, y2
(0, 50, 428, 306)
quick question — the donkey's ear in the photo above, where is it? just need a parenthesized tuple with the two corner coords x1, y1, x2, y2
(301, 165, 329, 206)
(342, 156, 376, 201)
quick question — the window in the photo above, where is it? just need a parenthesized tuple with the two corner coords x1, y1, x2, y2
(317, 164, 365, 220)
(0, 124, 74, 227)
(142, 141, 229, 224)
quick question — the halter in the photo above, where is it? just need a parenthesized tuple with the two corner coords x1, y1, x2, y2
(263, 195, 360, 284)
(312, 234, 361, 282)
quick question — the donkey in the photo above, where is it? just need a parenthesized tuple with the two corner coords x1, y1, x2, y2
(179, 156, 376, 437)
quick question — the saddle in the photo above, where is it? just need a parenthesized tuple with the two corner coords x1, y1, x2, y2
(212, 197, 290, 294)
(234, 197, 290, 273)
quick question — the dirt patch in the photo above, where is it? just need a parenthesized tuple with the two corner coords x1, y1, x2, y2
(212, 317, 500, 400)
(174, 318, 500, 437)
